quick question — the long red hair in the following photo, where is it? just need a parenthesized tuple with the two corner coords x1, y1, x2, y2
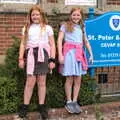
(23, 5, 48, 43)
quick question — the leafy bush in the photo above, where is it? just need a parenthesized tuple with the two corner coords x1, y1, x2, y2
(5, 36, 26, 80)
(79, 75, 98, 106)
(0, 77, 18, 114)
(46, 67, 65, 108)
(0, 64, 8, 77)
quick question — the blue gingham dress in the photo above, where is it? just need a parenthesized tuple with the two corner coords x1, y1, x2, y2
(60, 24, 87, 76)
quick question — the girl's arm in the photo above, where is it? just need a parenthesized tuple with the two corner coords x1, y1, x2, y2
(48, 35, 56, 71)
(84, 39, 93, 56)
(18, 28, 26, 68)
(19, 27, 26, 59)
(84, 36, 93, 63)
(19, 36, 25, 60)
(49, 35, 56, 59)
(57, 31, 64, 64)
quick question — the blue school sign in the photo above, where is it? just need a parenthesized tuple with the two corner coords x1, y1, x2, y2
(85, 12, 120, 67)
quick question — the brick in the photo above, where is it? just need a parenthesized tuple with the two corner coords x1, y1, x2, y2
(0, 13, 26, 57)
(47, 0, 58, 3)
(107, 0, 120, 5)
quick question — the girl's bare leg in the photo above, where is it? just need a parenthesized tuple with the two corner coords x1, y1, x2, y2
(65, 76, 74, 101)
(73, 76, 81, 102)
(37, 75, 46, 104)
(24, 75, 37, 104)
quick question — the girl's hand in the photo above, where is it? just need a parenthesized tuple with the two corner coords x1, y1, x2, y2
(19, 59, 24, 69)
(49, 62, 55, 70)
(89, 55, 93, 64)
(58, 55, 64, 64)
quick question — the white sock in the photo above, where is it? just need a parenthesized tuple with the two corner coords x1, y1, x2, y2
(67, 100, 72, 103)
(73, 100, 77, 103)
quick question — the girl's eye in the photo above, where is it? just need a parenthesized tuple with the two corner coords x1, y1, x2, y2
(72, 14, 80, 16)
(36, 14, 40, 16)
(32, 14, 40, 16)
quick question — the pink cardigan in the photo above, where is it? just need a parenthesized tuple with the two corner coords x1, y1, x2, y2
(63, 42, 88, 70)
(26, 43, 50, 75)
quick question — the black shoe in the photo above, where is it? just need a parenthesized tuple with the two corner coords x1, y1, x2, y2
(38, 104, 48, 120)
(17, 104, 28, 119)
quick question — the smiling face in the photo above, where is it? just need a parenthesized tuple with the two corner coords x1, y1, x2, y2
(28, 5, 47, 25)
(31, 10, 41, 24)
(71, 9, 81, 24)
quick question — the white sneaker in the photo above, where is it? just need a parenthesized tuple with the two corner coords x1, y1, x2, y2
(73, 101, 82, 114)
(65, 102, 75, 113)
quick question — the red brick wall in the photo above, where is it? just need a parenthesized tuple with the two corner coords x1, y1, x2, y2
(0, 13, 27, 55)
(0, 13, 67, 55)
(47, 0, 57, 3)
(107, 0, 120, 5)
(95, 67, 120, 83)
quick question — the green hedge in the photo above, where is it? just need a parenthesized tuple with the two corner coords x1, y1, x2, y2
(0, 77, 18, 114)
(0, 34, 99, 114)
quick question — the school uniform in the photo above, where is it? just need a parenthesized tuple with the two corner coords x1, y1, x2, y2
(60, 24, 87, 76)
(23, 24, 53, 75)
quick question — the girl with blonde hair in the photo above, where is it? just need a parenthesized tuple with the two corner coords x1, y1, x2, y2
(57, 7, 93, 114)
